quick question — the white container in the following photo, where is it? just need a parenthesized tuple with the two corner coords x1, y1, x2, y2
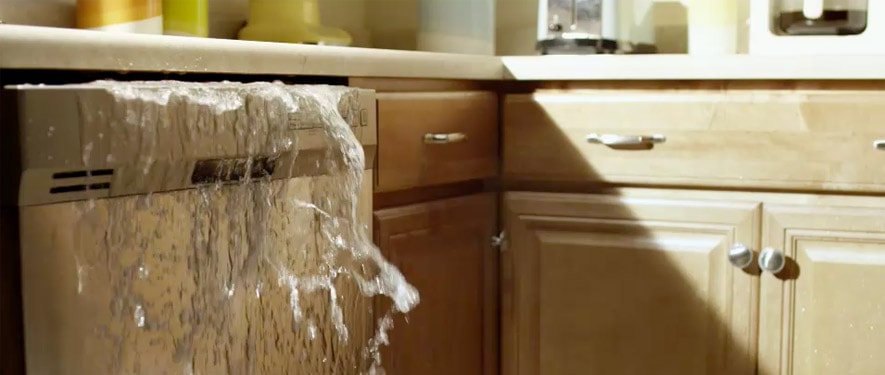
(688, 0, 739, 55)
(417, 0, 495, 55)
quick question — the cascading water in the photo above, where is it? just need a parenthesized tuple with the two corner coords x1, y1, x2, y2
(64, 81, 418, 374)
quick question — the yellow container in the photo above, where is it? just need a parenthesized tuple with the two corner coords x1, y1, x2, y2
(76, 0, 163, 34)
(163, 0, 209, 37)
(238, 0, 351, 45)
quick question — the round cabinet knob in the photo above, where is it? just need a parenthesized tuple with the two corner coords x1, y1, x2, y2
(728, 244, 754, 269)
(758, 247, 786, 274)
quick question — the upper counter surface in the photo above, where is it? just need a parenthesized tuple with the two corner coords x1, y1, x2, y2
(4, 25, 885, 81)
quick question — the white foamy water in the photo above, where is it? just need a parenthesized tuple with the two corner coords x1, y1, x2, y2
(65, 81, 418, 374)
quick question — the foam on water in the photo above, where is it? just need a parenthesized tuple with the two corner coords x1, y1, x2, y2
(68, 81, 418, 374)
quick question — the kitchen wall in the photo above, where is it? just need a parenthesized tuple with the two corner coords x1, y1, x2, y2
(0, 0, 372, 47)
(0, 0, 714, 55)
(361, 0, 692, 55)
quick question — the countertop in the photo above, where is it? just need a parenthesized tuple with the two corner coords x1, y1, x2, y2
(4, 25, 885, 81)
(0, 25, 503, 80)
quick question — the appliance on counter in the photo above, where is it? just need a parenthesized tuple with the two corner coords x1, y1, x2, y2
(750, 0, 885, 54)
(537, 0, 656, 55)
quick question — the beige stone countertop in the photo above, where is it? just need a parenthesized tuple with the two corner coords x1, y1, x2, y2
(502, 54, 885, 81)
(0, 25, 503, 80)
(5, 25, 885, 81)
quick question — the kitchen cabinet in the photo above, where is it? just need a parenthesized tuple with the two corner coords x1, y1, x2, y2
(375, 91, 499, 193)
(374, 193, 498, 375)
(503, 87, 885, 192)
(502, 188, 885, 375)
(495, 83, 885, 375)
(501, 191, 759, 375)
(758, 203, 885, 375)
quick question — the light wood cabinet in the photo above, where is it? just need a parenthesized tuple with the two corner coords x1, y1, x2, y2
(503, 88, 885, 193)
(759, 203, 885, 375)
(504, 189, 885, 375)
(502, 191, 759, 375)
(374, 193, 498, 375)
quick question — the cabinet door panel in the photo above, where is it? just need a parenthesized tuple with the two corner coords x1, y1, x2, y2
(760, 205, 885, 375)
(374, 193, 497, 375)
(503, 192, 759, 375)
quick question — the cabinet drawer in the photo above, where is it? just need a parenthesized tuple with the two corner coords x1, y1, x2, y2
(376, 92, 498, 192)
(504, 89, 885, 192)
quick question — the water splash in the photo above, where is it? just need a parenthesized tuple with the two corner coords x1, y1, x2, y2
(66, 81, 418, 374)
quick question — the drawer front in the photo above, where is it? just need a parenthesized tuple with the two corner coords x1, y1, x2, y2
(504, 89, 885, 192)
(377, 91, 498, 192)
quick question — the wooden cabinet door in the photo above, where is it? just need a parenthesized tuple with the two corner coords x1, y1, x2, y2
(502, 191, 759, 375)
(759, 204, 885, 375)
(374, 193, 498, 375)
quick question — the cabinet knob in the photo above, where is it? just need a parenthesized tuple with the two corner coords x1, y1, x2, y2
(728, 243, 754, 269)
(758, 247, 786, 274)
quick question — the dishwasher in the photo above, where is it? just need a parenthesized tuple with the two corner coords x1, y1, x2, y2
(0, 81, 415, 374)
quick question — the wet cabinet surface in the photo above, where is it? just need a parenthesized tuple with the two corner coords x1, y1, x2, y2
(18, 176, 375, 375)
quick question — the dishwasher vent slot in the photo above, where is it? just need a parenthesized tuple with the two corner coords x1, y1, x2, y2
(52, 169, 114, 179)
(49, 182, 111, 195)
(48, 168, 115, 195)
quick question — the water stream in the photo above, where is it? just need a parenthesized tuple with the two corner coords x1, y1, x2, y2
(66, 81, 418, 374)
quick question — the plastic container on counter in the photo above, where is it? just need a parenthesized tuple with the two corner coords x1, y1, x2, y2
(163, 0, 209, 37)
(76, 0, 163, 34)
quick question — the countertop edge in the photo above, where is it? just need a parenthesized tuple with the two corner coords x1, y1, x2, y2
(0, 25, 505, 80)
(501, 55, 885, 81)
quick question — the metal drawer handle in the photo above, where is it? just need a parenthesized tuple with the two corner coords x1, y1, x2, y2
(874, 140, 885, 150)
(424, 132, 468, 144)
(587, 133, 666, 147)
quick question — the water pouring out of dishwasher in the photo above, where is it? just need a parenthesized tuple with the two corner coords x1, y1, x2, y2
(1, 81, 418, 374)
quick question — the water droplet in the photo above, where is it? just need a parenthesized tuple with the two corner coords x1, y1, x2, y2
(137, 265, 149, 279)
(134, 305, 145, 328)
